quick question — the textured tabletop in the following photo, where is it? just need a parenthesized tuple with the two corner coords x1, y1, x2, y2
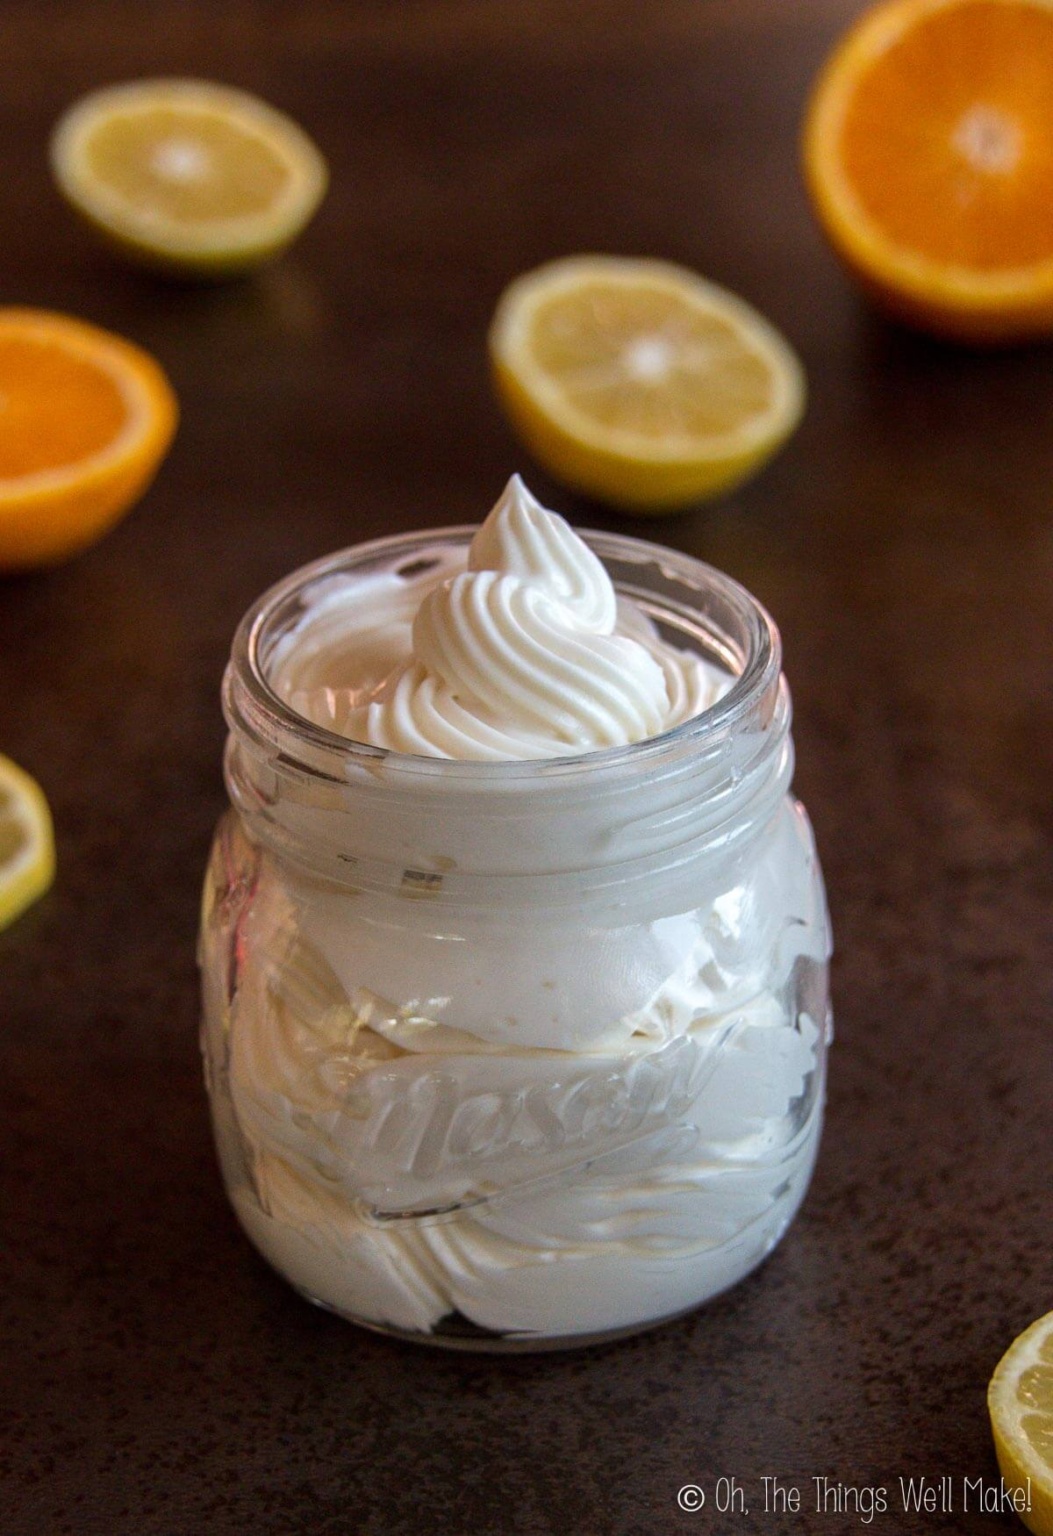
(2, 3, 1051, 1533)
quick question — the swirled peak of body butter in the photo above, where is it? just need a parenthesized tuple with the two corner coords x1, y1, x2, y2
(272, 476, 725, 759)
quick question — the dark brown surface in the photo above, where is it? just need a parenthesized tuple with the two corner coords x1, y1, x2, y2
(2, 3, 1051, 1533)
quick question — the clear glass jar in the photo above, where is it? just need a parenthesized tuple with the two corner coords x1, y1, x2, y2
(199, 528, 832, 1351)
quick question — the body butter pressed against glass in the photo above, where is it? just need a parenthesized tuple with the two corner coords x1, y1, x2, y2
(199, 478, 832, 1351)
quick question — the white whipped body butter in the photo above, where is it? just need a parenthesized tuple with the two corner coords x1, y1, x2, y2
(200, 477, 832, 1348)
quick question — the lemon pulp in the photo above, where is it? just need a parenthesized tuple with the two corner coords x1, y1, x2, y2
(489, 255, 805, 512)
(989, 1310, 1053, 1536)
(51, 79, 328, 275)
(0, 754, 55, 931)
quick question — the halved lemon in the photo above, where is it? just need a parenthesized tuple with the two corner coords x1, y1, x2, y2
(803, 0, 1053, 342)
(50, 78, 328, 277)
(0, 754, 55, 932)
(989, 1309, 1053, 1536)
(488, 255, 805, 514)
(0, 307, 178, 569)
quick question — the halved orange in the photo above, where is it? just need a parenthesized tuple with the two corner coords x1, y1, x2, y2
(803, 0, 1053, 342)
(0, 309, 178, 569)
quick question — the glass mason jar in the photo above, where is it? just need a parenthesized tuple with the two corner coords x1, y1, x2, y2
(199, 528, 832, 1351)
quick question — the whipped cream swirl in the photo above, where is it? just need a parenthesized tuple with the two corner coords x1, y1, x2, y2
(334, 476, 716, 759)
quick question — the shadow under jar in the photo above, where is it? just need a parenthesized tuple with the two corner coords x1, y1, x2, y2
(199, 528, 832, 1351)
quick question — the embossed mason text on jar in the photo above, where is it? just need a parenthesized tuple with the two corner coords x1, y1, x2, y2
(199, 512, 832, 1350)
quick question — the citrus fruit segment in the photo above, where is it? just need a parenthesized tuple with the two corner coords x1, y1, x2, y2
(50, 79, 328, 276)
(989, 1310, 1053, 1536)
(489, 256, 805, 513)
(0, 308, 178, 569)
(0, 754, 55, 932)
(803, 0, 1053, 342)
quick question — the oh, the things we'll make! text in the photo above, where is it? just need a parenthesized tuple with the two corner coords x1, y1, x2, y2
(676, 1472, 1032, 1523)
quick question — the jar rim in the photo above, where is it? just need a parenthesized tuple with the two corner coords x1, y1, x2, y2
(227, 524, 782, 783)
